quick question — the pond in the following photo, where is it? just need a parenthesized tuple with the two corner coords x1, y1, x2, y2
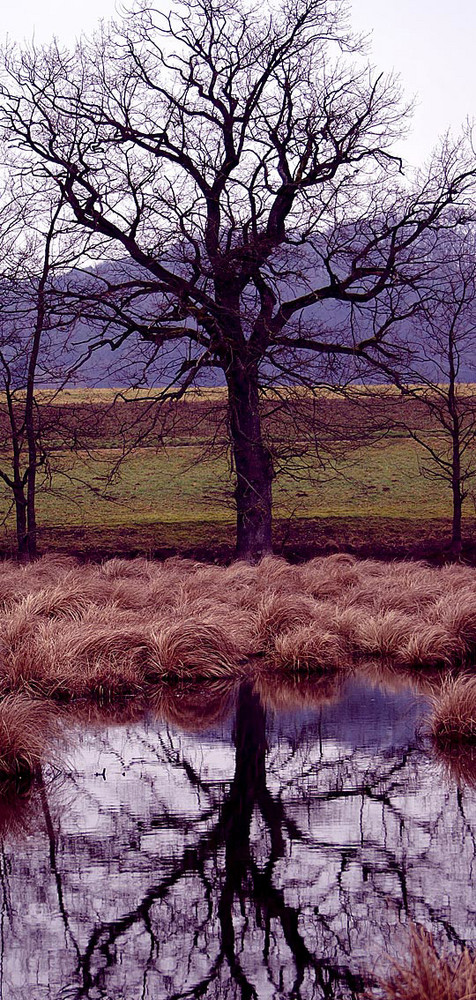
(1, 668, 475, 1000)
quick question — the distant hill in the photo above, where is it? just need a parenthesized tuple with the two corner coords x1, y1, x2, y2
(7, 254, 476, 390)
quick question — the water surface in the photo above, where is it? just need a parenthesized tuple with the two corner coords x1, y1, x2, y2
(1, 671, 475, 999)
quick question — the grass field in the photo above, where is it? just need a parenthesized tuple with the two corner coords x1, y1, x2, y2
(0, 387, 474, 559)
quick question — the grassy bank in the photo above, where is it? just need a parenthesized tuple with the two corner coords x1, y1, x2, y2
(15, 516, 476, 564)
(0, 552, 476, 776)
(3, 552, 476, 691)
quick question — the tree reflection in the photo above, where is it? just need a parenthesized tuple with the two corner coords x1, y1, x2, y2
(0, 674, 474, 1000)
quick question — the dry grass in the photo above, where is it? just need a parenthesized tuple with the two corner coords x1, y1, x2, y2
(254, 593, 324, 649)
(427, 675, 476, 745)
(368, 924, 476, 1000)
(0, 694, 60, 778)
(0, 553, 475, 705)
(273, 622, 348, 671)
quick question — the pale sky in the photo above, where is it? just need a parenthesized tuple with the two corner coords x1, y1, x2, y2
(351, 0, 476, 168)
(1, 0, 475, 170)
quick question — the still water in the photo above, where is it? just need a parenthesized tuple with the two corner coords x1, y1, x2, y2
(1, 670, 475, 999)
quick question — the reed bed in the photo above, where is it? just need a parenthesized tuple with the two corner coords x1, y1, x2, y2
(367, 924, 476, 1000)
(0, 552, 475, 704)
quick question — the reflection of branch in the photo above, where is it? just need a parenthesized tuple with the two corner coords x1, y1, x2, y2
(76, 847, 215, 997)
(72, 684, 370, 999)
(38, 769, 82, 963)
(251, 861, 365, 999)
(456, 787, 476, 877)
(0, 848, 8, 1000)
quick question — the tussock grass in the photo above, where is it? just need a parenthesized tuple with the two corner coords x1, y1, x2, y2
(0, 553, 475, 703)
(428, 675, 476, 745)
(0, 694, 59, 778)
(254, 593, 324, 649)
(351, 610, 418, 658)
(144, 619, 247, 680)
(368, 924, 476, 1000)
(273, 622, 348, 671)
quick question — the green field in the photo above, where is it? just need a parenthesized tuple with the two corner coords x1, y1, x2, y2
(0, 388, 473, 559)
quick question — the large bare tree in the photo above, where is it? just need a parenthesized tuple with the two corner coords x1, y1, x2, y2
(1, 0, 475, 559)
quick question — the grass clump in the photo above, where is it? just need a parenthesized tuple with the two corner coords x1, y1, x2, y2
(428, 675, 476, 745)
(0, 694, 59, 778)
(273, 622, 348, 671)
(368, 924, 476, 1000)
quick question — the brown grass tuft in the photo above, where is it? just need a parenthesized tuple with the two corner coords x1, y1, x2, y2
(0, 694, 60, 778)
(272, 622, 349, 671)
(368, 924, 476, 1000)
(394, 624, 466, 668)
(254, 593, 322, 649)
(431, 593, 476, 655)
(300, 553, 364, 599)
(145, 619, 245, 680)
(351, 610, 418, 658)
(61, 654, 144, 701)
(98, 556, 156, 580)
(17, 586, 94, 621)
(427, 675, 476, 745)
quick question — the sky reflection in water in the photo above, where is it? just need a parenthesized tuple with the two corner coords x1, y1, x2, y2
(0, 669, 475, 1000)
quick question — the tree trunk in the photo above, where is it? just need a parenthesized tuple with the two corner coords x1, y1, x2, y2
(13, 481, 28, 558)
(448, 346, 463, 560)
(225, 358, 273, 562)
(450, 441, 463, 559)
(26, 465, 37, 560)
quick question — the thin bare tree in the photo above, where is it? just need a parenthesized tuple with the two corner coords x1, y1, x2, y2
(0, 173, 97, 558)
(370, 227, 476, 558)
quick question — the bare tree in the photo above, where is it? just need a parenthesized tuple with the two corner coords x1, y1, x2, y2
(0, 174, 96, 559)
(372, 227, 476, 558)
(2, 0, 475, 560)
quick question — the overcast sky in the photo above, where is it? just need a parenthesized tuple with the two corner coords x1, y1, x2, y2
(1, 0, 474, 170)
